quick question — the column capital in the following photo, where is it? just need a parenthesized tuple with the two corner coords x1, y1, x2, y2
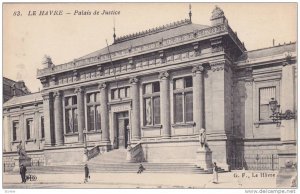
(158, 71, 169, 80)
(53, 91, 63, 98)
(98, 83, 107, 90)
(129, 77, 139, 84)
(74, 87, 84, 94)
(192, 65, 205, 75)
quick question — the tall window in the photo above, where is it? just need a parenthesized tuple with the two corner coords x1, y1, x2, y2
(86, 92, 101, 132)
(143, 82, 160, 126)
(173, 76, 193, 123)
(12, 121, 19, 141)
(26, 119, 34, 140)
(65, 96, 78, 133)
(41, 116, 45, 139)
(111, 87, 130, 100)
(259, 87, 276, 121)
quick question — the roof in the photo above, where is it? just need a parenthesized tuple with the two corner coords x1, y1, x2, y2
(78, 21, 209, 60)
(237, 42, 296, 61)
(4, 92, 42, 107)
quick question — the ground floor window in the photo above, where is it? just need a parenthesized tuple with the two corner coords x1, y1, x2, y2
(12, 121, 19, 141)
(65, 108, 78, 133)
(26, 119, 34, 140)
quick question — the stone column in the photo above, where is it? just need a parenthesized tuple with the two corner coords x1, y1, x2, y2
(53, 91, 64, 146)
(159, 71, 171, 138)
(129, 77, 141, 141)
(42, 93, 53, 146)
(192, 65, 205, 133)
(99, 83, 110, 143)
(75, 87, 85, 143)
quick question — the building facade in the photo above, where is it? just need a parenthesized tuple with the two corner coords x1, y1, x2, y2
(3, 7, 297, 170)
(3, 77, 31, 103)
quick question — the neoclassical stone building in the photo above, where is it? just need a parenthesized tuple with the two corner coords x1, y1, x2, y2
(3, 6, 297, 170)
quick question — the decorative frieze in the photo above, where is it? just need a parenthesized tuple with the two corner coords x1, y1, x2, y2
(36, 22, 231, 78)
(210, 61, 228, 72)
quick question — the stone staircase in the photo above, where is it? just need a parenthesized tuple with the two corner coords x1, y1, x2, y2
(7, 149, 224, 174)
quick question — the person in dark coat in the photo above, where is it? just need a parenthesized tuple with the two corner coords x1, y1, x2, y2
(84, 164, 90, 183)
(137, 163, 145, 174)
(20, 164, 27, 183)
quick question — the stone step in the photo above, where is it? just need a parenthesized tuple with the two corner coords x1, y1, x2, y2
(10, 162, 213, 174)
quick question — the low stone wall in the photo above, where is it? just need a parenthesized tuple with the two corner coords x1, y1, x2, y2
(3, 151, 45, 172)
(44, 146, 86, 166)
(141, 141, 199, 163)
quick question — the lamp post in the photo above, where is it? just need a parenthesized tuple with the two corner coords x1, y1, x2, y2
(269, 98, 296, 126)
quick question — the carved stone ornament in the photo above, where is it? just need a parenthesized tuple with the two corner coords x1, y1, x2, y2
(211, 6, 224, 20)
(192, 65, 204, 75)
(98, 83, 107, 90)
(210, 61, 226, 72)
(42, 93, 50, 101)
(158, 71, 169, 79)
(129, 77, 139, 84)
(53, 91, 62, 98)
(74, 87, 84, 94)
(50, 75, 56, 82)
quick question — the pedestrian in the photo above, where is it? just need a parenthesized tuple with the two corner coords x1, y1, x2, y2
(84, 164, 90, 183)
(137, 163, 145, 174)
(212, 162, 218, 184)
(20, 164, 27, 183)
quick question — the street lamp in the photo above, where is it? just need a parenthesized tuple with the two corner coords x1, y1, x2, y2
(269, 98, 296, 126)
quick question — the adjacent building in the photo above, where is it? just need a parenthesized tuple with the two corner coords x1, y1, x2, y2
(3, 77, 31, 102)
(3, 6, 297, 171)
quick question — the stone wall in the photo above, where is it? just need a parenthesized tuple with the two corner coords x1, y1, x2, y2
(3, 151, 45, 172)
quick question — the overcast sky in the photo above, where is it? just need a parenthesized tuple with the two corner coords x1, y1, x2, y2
(3, 3, 297, 92)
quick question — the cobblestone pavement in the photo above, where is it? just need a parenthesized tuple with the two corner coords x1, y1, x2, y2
(3, 170, 278, 189)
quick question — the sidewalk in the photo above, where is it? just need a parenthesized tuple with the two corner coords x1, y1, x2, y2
(3, 170, 278, 189)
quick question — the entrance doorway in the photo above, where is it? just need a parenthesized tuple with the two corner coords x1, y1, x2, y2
(115, 111, 130, 149)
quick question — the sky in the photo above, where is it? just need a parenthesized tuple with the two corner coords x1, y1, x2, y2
(3, 3, 297, 92)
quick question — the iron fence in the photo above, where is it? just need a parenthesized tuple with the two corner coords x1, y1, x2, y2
(229, 154, 279, 170)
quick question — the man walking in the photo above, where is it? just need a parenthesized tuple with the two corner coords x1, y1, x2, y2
(20, 164, 27, 183)
(84, 164, 90, 183)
